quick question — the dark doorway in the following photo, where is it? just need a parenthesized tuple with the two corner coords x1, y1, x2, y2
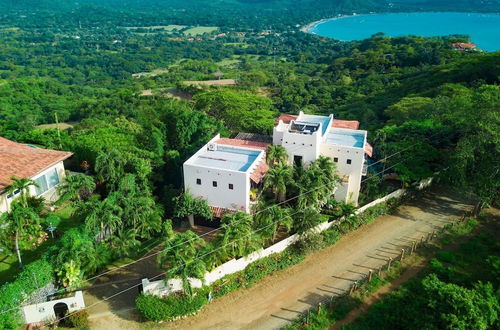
(293, 155, 303, 167)
(53, 302, 69, 319)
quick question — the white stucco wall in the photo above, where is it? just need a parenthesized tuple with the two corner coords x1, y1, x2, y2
(184, 163, 250, 212)
(143, 177, 433, 299)
(22, 291, 85, 324)
(0, 161, 66, 213)
(183, 134, 266, 213)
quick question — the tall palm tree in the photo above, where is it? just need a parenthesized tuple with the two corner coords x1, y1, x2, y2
(264, 164, 293, 202)
(220, 212, 261, 258)
(57, 173, 96, 203)
(266, 145, 289, 167)
(0, 202, 42, 268)
(5, 177, 39, 207)
(158, 231, 207, 296)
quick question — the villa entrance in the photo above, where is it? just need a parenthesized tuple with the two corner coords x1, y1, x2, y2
(53, 302, 68, 319)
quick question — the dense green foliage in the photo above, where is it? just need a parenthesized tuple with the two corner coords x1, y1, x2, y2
(0, 260, 54, 328)
(136, 292, 208, 322)
(347, 230, 500, 330)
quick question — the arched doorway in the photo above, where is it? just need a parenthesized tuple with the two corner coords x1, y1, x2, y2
(53, 302, 68, 319)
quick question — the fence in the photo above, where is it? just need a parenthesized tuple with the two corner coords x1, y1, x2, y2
(142, 177, 435, 297)
(301, 205, 480, 324)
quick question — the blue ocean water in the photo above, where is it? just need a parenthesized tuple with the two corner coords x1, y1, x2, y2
(310, 12, 500, 52)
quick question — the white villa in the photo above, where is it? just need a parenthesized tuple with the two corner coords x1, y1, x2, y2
(183, 134, 270, 217)
(183, 112, 372, 217)
(273, 112, 372, 205)
(0, 137, 73, 213)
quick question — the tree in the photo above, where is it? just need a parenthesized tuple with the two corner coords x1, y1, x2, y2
(0, 202, 42, 268)
(4, 177, 38, 207)
(193, 89, 276, 134)
(94, 148, 127, 191)
(112, 174, 163, 238)
(110, 229, 140, 258)
(83, 195, 123, 241)
(264, 164, 293, 202)
(173, 191, 212, 223)
(217, 212, 261, 258)
(266, 145, 288, 166)
(253, 202, 293, 241)
(57, 173, 96, 203)
(157, 231, 207, 296)
(296, 159, 338, 210)
(293, 207, 322, 234)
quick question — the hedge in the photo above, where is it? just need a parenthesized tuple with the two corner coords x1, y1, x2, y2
(136, 292, 208, 322)
(136, 200, 394, 322)
(0, 259, 54, 329)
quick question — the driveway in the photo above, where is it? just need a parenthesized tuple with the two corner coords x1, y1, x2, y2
(88, 187, 474, 329)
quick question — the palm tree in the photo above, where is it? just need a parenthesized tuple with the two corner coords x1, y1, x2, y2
(5, 177, 39, 207)
(57, 173, 96, 203)
(266, 145, 289, 167)
(219, 212, 261, 258)
(264, 164, 293, 202)
(158, 231, 207, 296)
(254, 202, 293, 241)
(0, 202, 42, 268)
(84, 196, 123, 241)
(293, 207, 322, 234)
(110, 229, 140, 258)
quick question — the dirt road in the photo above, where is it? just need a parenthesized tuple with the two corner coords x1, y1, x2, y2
(88, 187, 473, 329)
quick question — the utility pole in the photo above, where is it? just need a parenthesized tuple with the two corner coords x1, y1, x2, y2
(54, 112, 62, 150)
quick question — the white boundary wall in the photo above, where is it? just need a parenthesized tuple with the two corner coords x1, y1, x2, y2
(143, 177, 433, 297)
(22, 291, 85, 324)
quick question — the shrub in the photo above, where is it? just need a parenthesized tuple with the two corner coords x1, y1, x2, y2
(65, 310, 89, 328)
(0, 259, 54, 328)
(136, 292, 208, 322)
(293, 232, 324, 254)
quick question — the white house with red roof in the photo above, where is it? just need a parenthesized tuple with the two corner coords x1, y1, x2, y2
(183, 134, 269, 217)
(0, 137, 73, 213)
(274, 111, 371, 205)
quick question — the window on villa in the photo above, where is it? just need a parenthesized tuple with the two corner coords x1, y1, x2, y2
(333, 157, 338, 163)
(196, 178, 201, 185)
(7, 189, 20, 199)
(347, 159, 352, 165)
(229, 184, 234, 190)
(212, 181, 217, 187)
(34, 168, 60, 196)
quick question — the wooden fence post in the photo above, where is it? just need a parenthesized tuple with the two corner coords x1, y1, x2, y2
(387, 257, 393, 271)
(410, 241, 416, 255)
(368, 269, 373, 282)
(400, 248, 405, 261)
(378, 267, 382, 277)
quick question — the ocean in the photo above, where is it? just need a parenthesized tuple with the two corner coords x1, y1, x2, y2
(309, 12, 500, 52)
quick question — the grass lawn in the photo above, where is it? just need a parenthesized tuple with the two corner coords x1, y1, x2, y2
(0, 204, 82, 284)
(184, 26, 218, 35)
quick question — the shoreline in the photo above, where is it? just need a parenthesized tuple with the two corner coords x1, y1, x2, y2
(300, 11, 500, 35)
(300, 13, 365, 34)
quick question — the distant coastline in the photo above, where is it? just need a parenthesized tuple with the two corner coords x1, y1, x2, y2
(300, 14, 364, 34)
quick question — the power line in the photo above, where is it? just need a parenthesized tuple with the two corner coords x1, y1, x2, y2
(0, 132, 430, 315)
(46, 157, 411, 325)
(47, 156, 411, 326)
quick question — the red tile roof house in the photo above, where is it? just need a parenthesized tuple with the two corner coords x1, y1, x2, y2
(0, 137, 73, 213)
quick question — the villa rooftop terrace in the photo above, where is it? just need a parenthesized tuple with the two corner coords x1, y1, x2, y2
(326, 129, 365, 148)
(191, 145, 262, 172)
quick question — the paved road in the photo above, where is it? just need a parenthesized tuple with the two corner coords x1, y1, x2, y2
(88, 187, 473, 329)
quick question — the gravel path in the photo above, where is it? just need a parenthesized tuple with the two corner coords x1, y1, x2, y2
(88, 187, 473, 330)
